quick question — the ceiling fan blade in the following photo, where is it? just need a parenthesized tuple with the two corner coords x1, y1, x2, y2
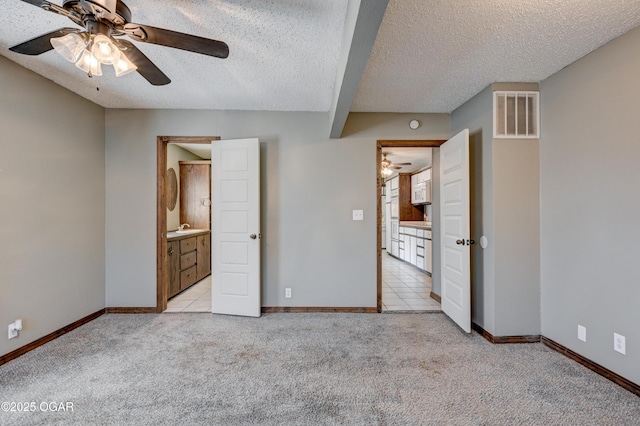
(18, 0, 54, 7)
(124, 23, 229, 58)
(392, 162, 412, 166)
(9, 28, 78, 56)
(390, 165, 402, 170)
(113, 39, 171, 86)
(102, 0, 117, 19)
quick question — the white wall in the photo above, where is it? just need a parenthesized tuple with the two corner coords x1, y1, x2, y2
(105, 110, 449, 308)
(540, 25, 640, 384)
(0, 57, 105, 358)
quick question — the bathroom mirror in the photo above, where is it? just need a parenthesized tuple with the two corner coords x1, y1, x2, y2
(166, 168, 178, 211)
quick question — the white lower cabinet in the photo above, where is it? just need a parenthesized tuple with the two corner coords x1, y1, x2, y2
(394, 225, 433, 274)
(410, 236, 417, 265)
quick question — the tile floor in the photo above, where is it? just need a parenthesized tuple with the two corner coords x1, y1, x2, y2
(165, 276, 212, 313)
(382, 252, 441, 312)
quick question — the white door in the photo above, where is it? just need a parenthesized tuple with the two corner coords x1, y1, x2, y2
(440, 129, 471, 332)
(211, 138, 261, 317)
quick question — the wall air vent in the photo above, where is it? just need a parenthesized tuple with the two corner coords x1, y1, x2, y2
(494, 91, 539, 138)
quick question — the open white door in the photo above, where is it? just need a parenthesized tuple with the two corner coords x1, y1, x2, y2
(440, 129, 471, 332)
(211, 138, 261, 317)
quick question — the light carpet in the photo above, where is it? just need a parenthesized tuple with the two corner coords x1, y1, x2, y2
(0, 313, 638, 425)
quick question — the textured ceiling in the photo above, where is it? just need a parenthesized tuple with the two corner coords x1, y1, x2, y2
(0, 0, 348, 110)
(1, 0, 640, 116)
(352, 0, 640, 113)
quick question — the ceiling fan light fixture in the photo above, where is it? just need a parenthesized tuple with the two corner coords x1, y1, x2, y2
(91, 34, 121, 65)
(381, 167, 393, 177)
(75, 49, 103, 77)
(50, 33, 86, 63)
(113, 52, 138, 77)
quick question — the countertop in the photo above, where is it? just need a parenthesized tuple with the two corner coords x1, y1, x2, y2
(167, 229, 210, 240)
(399, 221, 432, 230)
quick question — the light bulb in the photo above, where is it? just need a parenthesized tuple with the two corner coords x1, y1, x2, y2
(91, 34, 120, 65)
(75, 49, 103, 77)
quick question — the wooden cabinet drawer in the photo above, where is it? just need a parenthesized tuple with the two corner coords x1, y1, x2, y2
(425, 230, 432, 239)
(406, 227, 417, 236)
(416, 246, 424, 256)
(180, 265, 197, 290)
(416, 257, 425, 270)
(180, 237, 197, 253)
(180, 251, 197, 270)
(417, 238, 424, 248)
(417, 229, 424, 238)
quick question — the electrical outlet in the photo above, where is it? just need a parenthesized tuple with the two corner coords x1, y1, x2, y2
(285, 288, 292, 299)
(578, 325, 586, 342)
(614, 333, 626, 355)
(352, 210, 364, 221)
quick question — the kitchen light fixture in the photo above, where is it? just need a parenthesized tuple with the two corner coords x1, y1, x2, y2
(381, 167, 393, 177)
(50, 33, 137, 78)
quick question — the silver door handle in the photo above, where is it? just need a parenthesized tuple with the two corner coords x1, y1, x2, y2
(250, 234, 257, 239)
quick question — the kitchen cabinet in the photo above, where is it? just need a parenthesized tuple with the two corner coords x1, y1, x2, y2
(167, 240, 181, 298)
(167, 230, 211, 298)
(398, 173, 423, 221)
(179, 161, 211, 230)
(396, 224, 432, 274)
(196, 233, 211, 281)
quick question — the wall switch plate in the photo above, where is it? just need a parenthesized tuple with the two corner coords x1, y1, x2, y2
(578, 325, 586, 342)
(8, 323, 18, 340)
(285, 288, 292, 299)
(614, 333, 626, 355)
(352, 210, 364, 221)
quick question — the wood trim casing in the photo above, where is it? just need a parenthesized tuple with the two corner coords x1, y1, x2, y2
(157, 136, 220, 314)
(430, 292, 441, 303)
(262, 307, 378, 313)
(542, 336, 640, 397)
(0, 309, 105, 366)
(376, 140, 446, 313)
(472, 323, 541, 344)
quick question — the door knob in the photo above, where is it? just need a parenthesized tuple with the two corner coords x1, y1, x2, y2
(467, 239, 475, 245)
(250, 234, 257, 239)
(456, 239, 465, 245)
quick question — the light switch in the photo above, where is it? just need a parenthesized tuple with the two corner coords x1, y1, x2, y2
(352, 210, 364, 221)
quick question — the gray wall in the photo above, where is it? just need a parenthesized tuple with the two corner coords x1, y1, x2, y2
(105, 110, 448, 308)
(0, 57, 105, 358)
(493, 139, 540, 336)
(540, 25, 640, 384)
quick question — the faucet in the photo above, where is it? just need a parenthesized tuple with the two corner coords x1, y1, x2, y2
(178, 223, 190, 231)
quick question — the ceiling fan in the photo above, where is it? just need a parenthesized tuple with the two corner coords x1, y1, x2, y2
(9, 0, 229, 85)
(381, 153, 411, 173)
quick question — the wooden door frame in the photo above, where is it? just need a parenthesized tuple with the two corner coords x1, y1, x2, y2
(157, 136, 220, 313)
(376, 140, 446, 313)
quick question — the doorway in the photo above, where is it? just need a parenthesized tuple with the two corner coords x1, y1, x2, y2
(156, 136, 219, 313)
(376, 140, 445, 313)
